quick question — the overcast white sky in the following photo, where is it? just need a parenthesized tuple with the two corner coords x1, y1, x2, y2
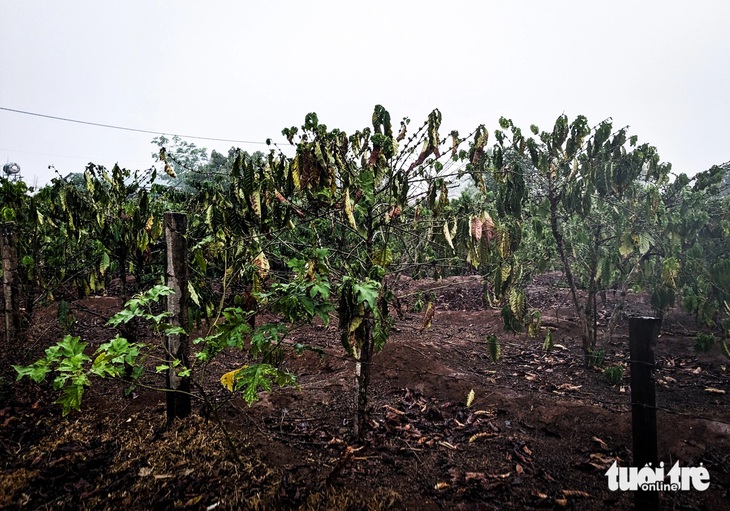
(1, 1, 729, 187)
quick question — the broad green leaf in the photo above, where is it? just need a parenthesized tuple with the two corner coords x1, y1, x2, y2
(13, 362, 50, 383)
(353, 280, 380, 310)
(58, 385, 84, 416)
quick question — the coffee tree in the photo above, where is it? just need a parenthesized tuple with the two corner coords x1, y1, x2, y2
(277, 106, 490, 438)
(489, 115, 672, 361)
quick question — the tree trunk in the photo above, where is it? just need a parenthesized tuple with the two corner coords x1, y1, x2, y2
(353, 212, 376, 440)
(548, 196, 590, 355)
(164, 212, 191, 424)
(353, 315, 373, 440)
(1, 222, 21, 347)
(584, 225, 602, 363)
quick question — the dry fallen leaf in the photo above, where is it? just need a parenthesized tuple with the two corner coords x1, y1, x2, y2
(469, 432, 498, 443)
(562, 489, 591, 498)
(383, 404, 405, 416)
(488, 472, 512, 479)
(138, 467, 153, 477)
(557, 383, 582, 392)
(592, 436, 608, 450)
(434, 482, 449, 490)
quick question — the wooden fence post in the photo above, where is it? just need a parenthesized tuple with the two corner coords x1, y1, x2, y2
(629, 316, 661, 511)
(164, 212, 191, 423)
(1, 222, 20, 347)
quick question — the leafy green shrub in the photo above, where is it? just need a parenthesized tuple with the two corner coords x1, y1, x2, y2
(412, 292, 425, 313)
(486, 334, 500, 362)
(587, 348, 605, 368)
(542, 329, 554, 351)
(694, 333, 716, 354)
(13, 286, 178, 415)
(604, 365, 623, 386)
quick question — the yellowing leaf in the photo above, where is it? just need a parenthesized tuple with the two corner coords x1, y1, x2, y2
(249, 190, 261, 219)
(501, 263, 511, 283)
(188, 281, 201, 307)
(291, 156, 301, 189)
(99, 252, 111, 276)
(372, 246, 393, 267)
(220, 367, 246, 392)
(344, 188, 357, 230)
(348, 315, 364, 334)
(164, 163, 176, 178)
(443, 221, 454, 251)
(466, 389, 475, 407)
(562, 490, 591, 498)
(499, 230, 510, 258)
(469, 431, 497, 443)
(422, 302, 435, 330)
(253, 251, 270, 279)
(619, 233, 633, 258)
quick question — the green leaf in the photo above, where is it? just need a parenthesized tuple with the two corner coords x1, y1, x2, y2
(486, 334, 501, 362)
(163, 326, 187, 336)
(55, 335, 88, 359)
(233, 363, 298, 406)
(13, 362, 51, 383)
(309, 281, 331, 300)
(107, 308, 135, 326)
(58, 384, 85, 416)
(352, 279, 380, 310)
(193, 249, 207, 274)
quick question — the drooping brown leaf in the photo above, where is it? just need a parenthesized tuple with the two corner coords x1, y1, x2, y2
(471, 216, 483, 242)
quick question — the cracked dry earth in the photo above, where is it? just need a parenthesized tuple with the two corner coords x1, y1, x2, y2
(1, 274, 729, 510)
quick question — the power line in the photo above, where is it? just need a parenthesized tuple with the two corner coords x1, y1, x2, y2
(0, 106, 271, 145)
